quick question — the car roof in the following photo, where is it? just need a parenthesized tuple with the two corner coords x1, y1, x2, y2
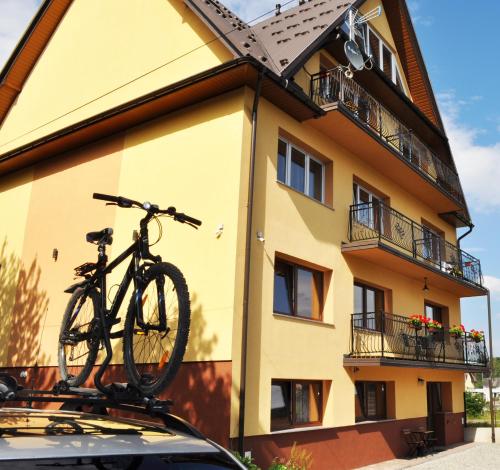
(0, 407, 220, 460)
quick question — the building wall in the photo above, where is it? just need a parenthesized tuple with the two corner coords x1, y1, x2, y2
(241, 94, 465, 438)
(0, 89, 248, 371)
(0, 0, 232, 154)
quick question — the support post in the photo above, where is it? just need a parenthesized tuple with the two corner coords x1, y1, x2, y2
(487, 290, 496, 443)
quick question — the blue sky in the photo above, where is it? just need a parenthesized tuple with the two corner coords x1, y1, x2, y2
(0, 0, 498, 348)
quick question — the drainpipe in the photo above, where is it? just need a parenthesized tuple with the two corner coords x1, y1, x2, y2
(238, 68, 264, 455)
(456, 222, 474, 250)
(487, 290, 496, 443)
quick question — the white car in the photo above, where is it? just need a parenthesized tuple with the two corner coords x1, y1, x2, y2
(0, 407, 245, 469)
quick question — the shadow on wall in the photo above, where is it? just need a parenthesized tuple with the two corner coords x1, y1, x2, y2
(0, 239, 49, 373)
(102, 293, 231, 445)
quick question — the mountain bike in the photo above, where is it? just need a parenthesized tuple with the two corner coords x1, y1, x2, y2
(58, 193, 201, 396)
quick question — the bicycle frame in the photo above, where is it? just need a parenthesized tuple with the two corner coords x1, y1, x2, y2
(77, 212, 166, 395)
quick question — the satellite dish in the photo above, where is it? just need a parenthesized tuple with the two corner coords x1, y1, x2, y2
(344, 40, 364, 71)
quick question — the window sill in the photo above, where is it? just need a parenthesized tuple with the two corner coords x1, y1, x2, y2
(273, 313, 335, 328)
(276, 181, 335, 212)
(355, 418, 396, 426)
(271, 424, 326, 435)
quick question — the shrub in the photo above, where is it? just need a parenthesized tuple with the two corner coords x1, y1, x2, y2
(465, 391, 487, 418)
(268, 442, 313, 470)
(232, 452, 261, 470)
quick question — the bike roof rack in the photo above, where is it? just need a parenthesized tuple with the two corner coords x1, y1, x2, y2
(0, 373, 205, 439)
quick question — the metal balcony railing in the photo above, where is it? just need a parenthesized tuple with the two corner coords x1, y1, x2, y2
(310, 68, 465, 205)
(348, 201, 483, 287)
(350, 312, 488, 368)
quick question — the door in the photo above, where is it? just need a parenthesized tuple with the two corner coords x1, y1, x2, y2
(422, 225, 441, 265)
(354, 283, 385, 331)
(426, 382, 443, 431)
(353, 183, 383, 232)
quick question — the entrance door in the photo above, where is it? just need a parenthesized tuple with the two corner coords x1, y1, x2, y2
(426, 382, 443, 431)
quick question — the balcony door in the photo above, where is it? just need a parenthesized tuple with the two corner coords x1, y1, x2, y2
(354, 282, 385, 331)
(353, 183, 384, 233)
(422, 225, 442, 265)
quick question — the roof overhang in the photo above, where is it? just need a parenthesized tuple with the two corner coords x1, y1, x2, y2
(0, 58, 322, 177)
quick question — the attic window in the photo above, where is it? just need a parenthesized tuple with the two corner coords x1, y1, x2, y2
(366, 26, 406, 94)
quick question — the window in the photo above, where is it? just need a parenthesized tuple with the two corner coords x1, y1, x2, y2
(277, 139, 325, 202)
(352, 182, 383, 230)
(355, 381, 386, 422)
(274, 259, 323, 320)
(366, 26, 406, 93)
(422, 225, 442, 264)
(354, 282, 385, 331)
(425, 303, 443, 323)
(271, 380, 322, 431)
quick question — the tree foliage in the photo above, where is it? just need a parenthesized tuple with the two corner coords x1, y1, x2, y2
(465, 391, 487, 418)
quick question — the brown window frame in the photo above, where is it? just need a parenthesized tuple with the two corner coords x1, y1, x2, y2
(355, 381, 387, 422)
(273, 258, 324, 321)
(271, 379, 323, 431)
(354, 282, 385, 331)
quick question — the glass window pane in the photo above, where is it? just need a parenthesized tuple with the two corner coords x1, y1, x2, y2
(354, 285, 363, 314)
(271, 381, 292, 430)
(366, 288, 375, 313)
(290, 147, 306, 193)
(382, 45, 392, 76)
(369, 29, 380, 68)
(308, 159, 323, 201)
(277, 140, 287, 183)
(274, 262, 293, 314)
(295, 382, 320, 424)
(296, 268, 313, 317)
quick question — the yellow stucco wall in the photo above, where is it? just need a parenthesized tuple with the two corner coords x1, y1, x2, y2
(0, 0, 232, 154)
(0, 90, 248, 369)
(241, 95, 465, 437)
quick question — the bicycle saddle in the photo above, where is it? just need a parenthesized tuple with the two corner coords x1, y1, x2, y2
(86, 228, 113, 245)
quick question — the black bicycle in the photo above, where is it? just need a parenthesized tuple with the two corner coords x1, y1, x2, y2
(58, 193, 201, 396)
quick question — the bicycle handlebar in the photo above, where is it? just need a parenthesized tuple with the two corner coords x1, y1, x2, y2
(93, 193, 202, 227)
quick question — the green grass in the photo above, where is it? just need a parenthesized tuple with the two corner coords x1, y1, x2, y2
(467, 410, 500, 427)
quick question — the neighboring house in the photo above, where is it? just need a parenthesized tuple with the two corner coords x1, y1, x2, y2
(0, 0, 490, 468)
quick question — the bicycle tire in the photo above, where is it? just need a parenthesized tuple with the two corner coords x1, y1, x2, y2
(58, 287, 100, 387)
(123, 262, 190, 396)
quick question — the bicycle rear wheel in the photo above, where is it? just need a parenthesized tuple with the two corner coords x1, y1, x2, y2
(123, 262, 190, 396)
(58, 288, 100, 387)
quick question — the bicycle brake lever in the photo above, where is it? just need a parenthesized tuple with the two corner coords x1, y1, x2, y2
(184, 221, 199, 230)
(105, 203, 118, 206)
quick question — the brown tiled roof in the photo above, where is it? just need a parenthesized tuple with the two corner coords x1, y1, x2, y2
(184, 0, 279, 73)
(251, 0, 353, 75)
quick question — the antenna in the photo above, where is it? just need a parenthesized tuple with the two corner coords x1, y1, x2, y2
(343, 6, 382, 74)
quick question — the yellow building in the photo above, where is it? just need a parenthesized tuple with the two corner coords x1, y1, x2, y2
(0, 0, 489, 468)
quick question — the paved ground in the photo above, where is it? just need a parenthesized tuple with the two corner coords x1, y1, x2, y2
(358, 443, 500, 469)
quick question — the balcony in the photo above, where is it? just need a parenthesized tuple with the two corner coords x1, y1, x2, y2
(345, 312, 488, 371)
(308, 69, 467, 224)
(343, 202, 485, 297)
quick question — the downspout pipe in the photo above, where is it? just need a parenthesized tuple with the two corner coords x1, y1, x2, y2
(457, 222, 474, 250)
(238, 68, 264, 455)
(487, 290, 496, 443)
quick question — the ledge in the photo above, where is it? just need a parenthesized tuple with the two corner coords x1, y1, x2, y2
(273, 313, 336, 328)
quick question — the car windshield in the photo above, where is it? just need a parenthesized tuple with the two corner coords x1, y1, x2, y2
(0, 411, 169, 437)
(0, 455, 240, 469)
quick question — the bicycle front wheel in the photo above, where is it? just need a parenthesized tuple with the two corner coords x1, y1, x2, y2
(58, 287, 100, 387)
(123, 262, 190, 396)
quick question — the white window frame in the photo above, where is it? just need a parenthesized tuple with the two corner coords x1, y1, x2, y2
(278, 138, 325, 203)
(366, 26, 407, 95)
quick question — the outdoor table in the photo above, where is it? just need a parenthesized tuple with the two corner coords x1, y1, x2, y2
(411, 429, 436, 452)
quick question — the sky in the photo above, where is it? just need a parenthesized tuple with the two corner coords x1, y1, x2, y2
(0, 0, 499, 349)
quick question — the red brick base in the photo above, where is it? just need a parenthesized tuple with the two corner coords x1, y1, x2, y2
(1, 361, 232, 446)
(239, 414, 465, 470)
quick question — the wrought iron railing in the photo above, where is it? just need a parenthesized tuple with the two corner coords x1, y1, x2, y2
(349, 201, 483, 287)
(310, 68, 465, 205)
(350, 312, 488, 368)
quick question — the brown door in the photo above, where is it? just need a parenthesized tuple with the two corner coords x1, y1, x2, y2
(426, 382, 443, 431)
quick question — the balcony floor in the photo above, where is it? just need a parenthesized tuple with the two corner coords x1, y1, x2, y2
(344, 355, 488, 372)
(342, 239, 487, 297)
(307, 103, 464, 219)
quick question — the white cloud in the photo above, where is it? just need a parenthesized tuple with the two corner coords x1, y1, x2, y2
(0, 0, 41, 69)
(225, 0, 296, 23)
(438, 91, 500, 213)
(484, 275, 500, 296)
